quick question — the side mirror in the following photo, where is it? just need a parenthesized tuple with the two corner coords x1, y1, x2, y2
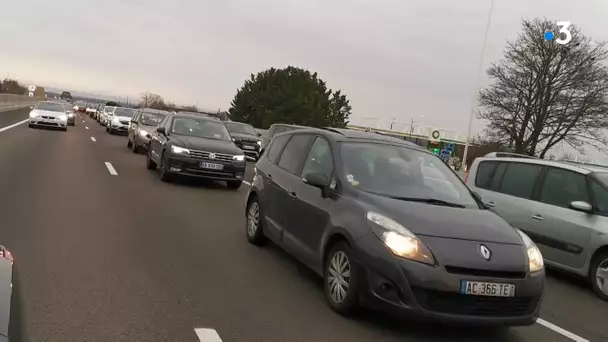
(156, 126, 166, 135)
(570, 201, 592, 213)
(131, 119, 137, 123)
(233, 137, 242, 145)
(146, 133, 151, 139)
(257, 132, 262, 137)
(303, 172, 330, 197)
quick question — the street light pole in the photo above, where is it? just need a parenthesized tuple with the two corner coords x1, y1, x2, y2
(462, 0, 496, 169)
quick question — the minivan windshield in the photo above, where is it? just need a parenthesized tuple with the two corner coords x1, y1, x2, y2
(140, 112, 166, 126)
(225, 122, 257, 135)
(340, 142, 477, 207)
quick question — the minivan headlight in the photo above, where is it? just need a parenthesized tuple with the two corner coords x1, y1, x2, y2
(366, 212, 435, 265)
(515, 229, 544, 272)
(171, 145, 190, 154)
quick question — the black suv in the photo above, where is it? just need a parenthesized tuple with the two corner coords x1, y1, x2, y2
(244, 128, 544, 325)
(224, 121, 262, 161)
(146, 113, 247, 189)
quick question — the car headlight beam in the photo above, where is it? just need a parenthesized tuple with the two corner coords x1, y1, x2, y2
(233, 155, 246, 162)
(515, 229, 544, 272)
(58, 115, 67, 121)
(138, 129, 148, 137)
(29, 111, 39, 118)
(367, 212, 435, 265)
(171, 145, 190, 154)
(256, 140, 262, 147)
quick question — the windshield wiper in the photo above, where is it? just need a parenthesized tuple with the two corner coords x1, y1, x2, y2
(385, 196, 466, 208)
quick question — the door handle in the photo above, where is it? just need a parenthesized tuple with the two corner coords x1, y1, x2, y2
(486, 201, 496, 207)
(531, 214, 543, 221)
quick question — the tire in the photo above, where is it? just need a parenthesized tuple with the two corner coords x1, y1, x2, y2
(105, 126, 110, 133)
(61, 127, 67, 132)
(324, 241, 360, 315)
(108, 128, 114, 135)
(159, 152, 172, 182)
(146, 149, 157, 170)
(245, 196, 267, 245)
(127, 139, 133, 148)
(28, 123, 33, 128)
(227, 180, 242, 190)
(590, 251, 608, 301)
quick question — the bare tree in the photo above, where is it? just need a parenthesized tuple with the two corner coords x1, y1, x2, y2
(479, 18, 608, 158)
(140, 92, 166, 109)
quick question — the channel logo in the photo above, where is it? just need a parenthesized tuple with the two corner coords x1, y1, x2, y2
(544, 21, 572, 45)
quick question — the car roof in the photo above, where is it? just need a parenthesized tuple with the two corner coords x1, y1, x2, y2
(142, 108, 171, 114)
(281, 127, 425, 149)
(172, 112, 218, 121)
(270, 123, 308, 129)
(473, 156, 608, 175)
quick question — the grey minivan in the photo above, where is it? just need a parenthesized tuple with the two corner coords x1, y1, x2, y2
(467, 154, 608, 300)
(245, 128, 545, 326)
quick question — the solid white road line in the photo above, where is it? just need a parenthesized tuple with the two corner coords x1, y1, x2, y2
(537, 319, 589, 342)
(91, 137, 96, 142)
(104, 162, 118, 176)
(0, 119, 28, 133)
(194, 328, 223, 342)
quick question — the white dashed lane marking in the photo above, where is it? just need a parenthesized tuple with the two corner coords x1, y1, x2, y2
(91, 137, 96, 142)
(537, 319, 589, 342)
(104, 162, 118, 176)
(194, 328, 222, 342)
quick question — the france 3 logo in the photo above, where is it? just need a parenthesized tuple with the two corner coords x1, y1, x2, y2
(544, 21, 572, 45)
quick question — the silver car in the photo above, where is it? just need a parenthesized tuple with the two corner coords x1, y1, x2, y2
(99, 106, 115, 126)
(28, 101, 69, 131)
(106, 107, 137, 135)
(467, 153, 608, 300)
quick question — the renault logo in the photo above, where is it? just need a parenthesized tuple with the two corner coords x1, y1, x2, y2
(208, 153, 216, 160)
(479, 245, 492, 260)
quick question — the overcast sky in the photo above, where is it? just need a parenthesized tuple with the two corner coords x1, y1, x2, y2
(1, 0, 607, 149)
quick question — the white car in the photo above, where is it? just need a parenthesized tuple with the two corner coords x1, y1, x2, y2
(106, 107, 137, 135)
(28, 101, 68, 131)
(99, 106, 115, 126)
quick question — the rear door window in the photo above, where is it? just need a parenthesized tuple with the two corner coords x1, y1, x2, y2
(498, 163, 542, 199)
(277, 135, 314, 175)
(266, 134, 291, 164)
(539, 168, 589, 208)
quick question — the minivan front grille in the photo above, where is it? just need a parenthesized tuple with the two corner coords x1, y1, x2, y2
(189, 149, 233, 162)
(445, 266, 526, 279)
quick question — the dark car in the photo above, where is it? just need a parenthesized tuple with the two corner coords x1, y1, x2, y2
(224, 122, 262, 161)
(127, 108, 170, 153)
(262, 123, 308, 151)
(145, 113, 246, 189)
(0, 245, 14, 342)
(245, 128, 545, 326)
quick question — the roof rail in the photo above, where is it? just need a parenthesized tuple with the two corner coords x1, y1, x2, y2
(484, 152, 539, 159)
(322, 127, 346, 135)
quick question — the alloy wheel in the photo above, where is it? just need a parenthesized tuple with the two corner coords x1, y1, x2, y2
(596, 259, 608, 296)
(327, 251, 351, 304)
(247, 201, 259, 237)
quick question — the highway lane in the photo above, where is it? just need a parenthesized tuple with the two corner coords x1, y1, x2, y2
(0, 108, 604, 341)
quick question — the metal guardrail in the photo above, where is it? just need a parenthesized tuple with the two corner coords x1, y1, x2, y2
(0, 94, 44, 112)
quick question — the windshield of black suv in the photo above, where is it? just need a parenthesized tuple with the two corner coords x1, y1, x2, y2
(340, 142, 477, 207)
(172, 117, 231, 141)
(140, 112, 166, 126)
(225, 122, 257, 135)
(35, 102, 65, 112)
(114, 108, 136, 118)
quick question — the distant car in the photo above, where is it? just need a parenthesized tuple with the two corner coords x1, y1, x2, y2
(85, 105, 97, 116)
(262, 123, 308, 151)
(224, 121, 262, 161)
(94, 105, 104, 120)
(60, 91, 72, 101)
(127, 108, 170, 153)
(73, 101, 87, 113)
(99, 106, 115, 126)
(245, 128, 545, 326)
(64, 104, 76, 126)
(145, 112, 246, 189)
(106, 107, 137, 135)
(28, 101, 69, 131)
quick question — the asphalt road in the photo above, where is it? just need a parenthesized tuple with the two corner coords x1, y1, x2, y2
(0, 108, 606, 341)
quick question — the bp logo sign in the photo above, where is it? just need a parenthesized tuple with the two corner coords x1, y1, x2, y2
(429, 128, 441, 142)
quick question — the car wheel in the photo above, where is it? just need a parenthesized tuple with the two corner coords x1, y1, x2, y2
(246, 197, 267, 245)
(28, 123, 33, 128)
(146, 149, 157, 170)
(127, 139, 133, 148)
(324, 241, 359, 315)
(590, 251, 608, 301)
(159, 153, 172, 182)
(108, 128, 114, 135)
(227, 180, 242, 190)
(61, 127, 67, 132)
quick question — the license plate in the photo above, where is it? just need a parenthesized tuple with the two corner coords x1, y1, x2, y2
(460, 280, 515, 297)
(242, 145, 255, 150)
(200, 162, 223, 170)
